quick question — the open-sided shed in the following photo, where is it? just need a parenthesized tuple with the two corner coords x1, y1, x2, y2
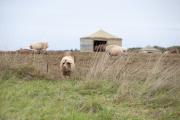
(80, 30, 122, 52)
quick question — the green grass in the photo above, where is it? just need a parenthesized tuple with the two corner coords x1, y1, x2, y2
(0, 76, 179, 120)
(0, 77, 145, 120)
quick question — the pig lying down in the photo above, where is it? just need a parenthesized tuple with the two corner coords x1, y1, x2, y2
(60, 52, 75, 77)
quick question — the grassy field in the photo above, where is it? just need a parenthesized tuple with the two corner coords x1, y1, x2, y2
(0, 52, 180, 120)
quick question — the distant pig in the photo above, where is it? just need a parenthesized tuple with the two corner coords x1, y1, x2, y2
(106, 45, 126, 56)
(29, 42, 48, 54)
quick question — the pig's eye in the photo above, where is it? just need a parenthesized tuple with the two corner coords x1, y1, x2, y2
(67, 62, 71, 65)
(63, 62, 65, 65)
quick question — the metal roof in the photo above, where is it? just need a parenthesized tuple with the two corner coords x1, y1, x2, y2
(81, 29, 121, 39)
(141, 46, 161, 51)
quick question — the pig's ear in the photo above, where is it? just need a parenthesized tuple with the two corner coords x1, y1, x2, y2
(59, 54, 64, 63)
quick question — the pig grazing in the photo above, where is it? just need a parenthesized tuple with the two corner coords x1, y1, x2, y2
(29, 42, 48, 54)
(105, 45, 125, 56)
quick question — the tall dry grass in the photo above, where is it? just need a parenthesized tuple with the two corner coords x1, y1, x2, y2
(84, 52, 180, 105)
(0, 52, 180, 101)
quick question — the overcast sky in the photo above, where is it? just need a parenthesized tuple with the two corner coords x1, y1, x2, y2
(0, 0, 180, 50)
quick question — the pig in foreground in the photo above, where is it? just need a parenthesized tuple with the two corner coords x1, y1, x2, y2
(60, 52, 75, 77)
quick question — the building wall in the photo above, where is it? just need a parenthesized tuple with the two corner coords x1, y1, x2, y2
(80, 38, 93, 52)
(80, 38, 122, 52)
(107, 39, 122, 46)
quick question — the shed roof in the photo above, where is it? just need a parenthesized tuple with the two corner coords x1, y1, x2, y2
(81, 29, 121, 39)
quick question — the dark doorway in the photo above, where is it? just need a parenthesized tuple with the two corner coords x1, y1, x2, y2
(94, 40, 107, 52)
